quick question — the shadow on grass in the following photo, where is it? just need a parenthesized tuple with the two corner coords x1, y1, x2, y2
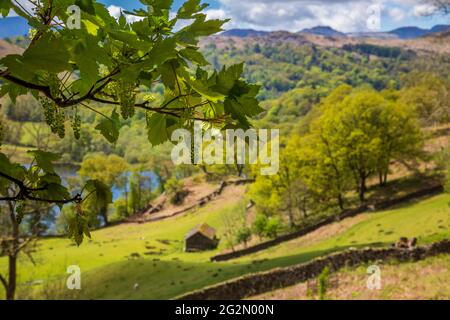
(30, 244, 387, 300)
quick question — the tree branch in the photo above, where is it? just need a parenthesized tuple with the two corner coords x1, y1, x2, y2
(0, 170, 82, 204)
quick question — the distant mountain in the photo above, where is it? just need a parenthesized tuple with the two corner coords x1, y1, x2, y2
(388, 26, 430, 39)
(430, 24, 450, 33)
(347, 32, 397, 39)
(388, 25, 450, 39)
(300, 26, 346, 38)
(0, 17, 29, 39)
(221, 29, 269, 37)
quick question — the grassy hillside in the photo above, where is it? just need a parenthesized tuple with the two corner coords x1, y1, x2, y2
(1, 187, 449, 299)
(253, 254, 450, 300)
(236, 194, 450, 264)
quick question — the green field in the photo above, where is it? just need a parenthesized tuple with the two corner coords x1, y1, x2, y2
(1, 193, 449, 299)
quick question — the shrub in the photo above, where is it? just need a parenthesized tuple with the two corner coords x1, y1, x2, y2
(264, 217, 281, 239)
(235, 227, 252, 247)
(252, 214, 268, 239)
(164, 177, 188, 205)
(318, 266, 330, 300)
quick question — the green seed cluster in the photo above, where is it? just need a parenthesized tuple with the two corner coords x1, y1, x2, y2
(48, 74, 60, 98)
(71, 108, 81, 140)
(15, 200, 25, 224)
(118, 81, 135, 119)
(39, 97, 66, 138)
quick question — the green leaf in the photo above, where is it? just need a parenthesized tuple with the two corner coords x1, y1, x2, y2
(224, 98, 251, 129)
(179, 47, 209, 66)
(177, 0, 208, 19)
(176, 15, 228, 44)
(67, 213, 89, 246)
(37, 182, 71, 209)
(95, 110, 121, 143)
(145, 37, 177, 68)
(22, 34, 71, 73)
(187, 78, 226, 102)
(0, 1, 13, 18)
(214, 63, 244, 94)
(27, 150, 61, 174)
(75, 0, 96, 15)
(146, 113, 169, 145)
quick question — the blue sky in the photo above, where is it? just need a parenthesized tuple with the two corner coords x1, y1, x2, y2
(5, 0, 450, 32)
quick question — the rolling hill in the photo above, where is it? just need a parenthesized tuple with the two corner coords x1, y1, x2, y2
(300, 26, 346, 38)
(0, 39, 23, 57)
(1, 180, 448, 299)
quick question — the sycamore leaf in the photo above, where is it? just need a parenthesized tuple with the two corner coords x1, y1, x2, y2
(214, 63, 244, 94)
(145, 37, 177, 68)
(95, 110, 121, 143)
(27, 150, 61, 174)
(176, 15, 228, 44)
(67, 213, 90, 246)
(179, 47, 209, 66)
(75, 0, 96, 15)
(146, 113, 169, 146)
(187, 78, 226, 102)
(0, 1, 13, 17)
(224, 98, 251, 129)
(22, 34, 72, 73)
(177, 0, 209, 19)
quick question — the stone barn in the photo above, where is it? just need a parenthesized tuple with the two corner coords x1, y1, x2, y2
(184, 223, 219, 252)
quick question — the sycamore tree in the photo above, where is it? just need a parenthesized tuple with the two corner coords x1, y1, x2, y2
(0, 0, 261, 234)
(0, 0, 262, 300)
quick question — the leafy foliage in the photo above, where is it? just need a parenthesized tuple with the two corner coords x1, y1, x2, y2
(0, 0, 262, 146)
(0, 0, 262, 245)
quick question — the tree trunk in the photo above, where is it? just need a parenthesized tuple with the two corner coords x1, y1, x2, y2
(101, 206, 109, 226)
(358, 178, 366, 203)
(6, 201, 18, 300)
(337, 193, 345, 211)
(236, 164, 244, 177)
(6, 254, 17, 300)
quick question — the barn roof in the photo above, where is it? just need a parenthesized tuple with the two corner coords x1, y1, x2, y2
(185, 223, 217, 240)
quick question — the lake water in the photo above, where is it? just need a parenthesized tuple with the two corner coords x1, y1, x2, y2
(41, 165, 160, 234)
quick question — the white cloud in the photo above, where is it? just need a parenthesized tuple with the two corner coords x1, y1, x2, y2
(107, 5, 143, 23)
(215, 0, 388, 32)
(412, 4, 438, 16)
(389, 7, 406, 21)
(204, 9, 229, 20)
(210, 0, 440, 32)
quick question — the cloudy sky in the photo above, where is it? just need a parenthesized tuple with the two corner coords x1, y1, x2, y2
(102, 0, 448, 32)
(8, 0, 450, 32)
